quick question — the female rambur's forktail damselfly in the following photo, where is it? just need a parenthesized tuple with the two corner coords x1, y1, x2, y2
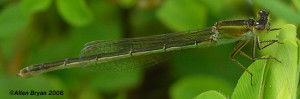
(17, 9, 281, 85)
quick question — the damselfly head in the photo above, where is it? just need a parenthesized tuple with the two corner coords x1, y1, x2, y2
(254, 9, 270, 32)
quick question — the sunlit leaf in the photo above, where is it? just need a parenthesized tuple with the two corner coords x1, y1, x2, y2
(231, 59, 267, 99)
(263, 24, 298, 99)
(276, 82, 291, 99)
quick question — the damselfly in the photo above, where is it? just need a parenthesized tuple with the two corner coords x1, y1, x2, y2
(17, 9, 281, 85)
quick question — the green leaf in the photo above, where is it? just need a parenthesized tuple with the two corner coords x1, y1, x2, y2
(263, 24, 298, 99)
(170, 75, 233, 99)
(21, 0, 52, 17)
(56, 0, 93, 27)
(297, 39, 300, 99)
(195, 0, 225, 16)
(231, 24, 298, 99)
(194, 90, 227, 99)
(231, 59, 267, 99)
(276, 82, 292, 99)
(157, 0, 207, 31)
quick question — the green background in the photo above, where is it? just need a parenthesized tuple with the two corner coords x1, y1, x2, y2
(0, 0, 299, 99)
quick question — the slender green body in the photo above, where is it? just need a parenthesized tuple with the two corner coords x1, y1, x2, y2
(17, 9, 280, 82)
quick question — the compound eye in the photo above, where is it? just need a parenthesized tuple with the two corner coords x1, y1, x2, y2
(258, 10, 269, 16)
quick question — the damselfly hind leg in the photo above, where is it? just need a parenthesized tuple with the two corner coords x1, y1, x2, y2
(230, 39, 254, 85)
(268, 28, 281, 32)
(231, 35, 282, 86)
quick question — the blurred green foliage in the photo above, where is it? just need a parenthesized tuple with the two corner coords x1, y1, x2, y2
(0, 0, 299, 99)
(21, 0, 52, 17)
(56, 0, 93, 27)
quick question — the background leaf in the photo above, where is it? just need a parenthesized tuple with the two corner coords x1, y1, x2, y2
(157, 0, 207, 31)
(21, 0, 52, 16)
(0, 3, 29, 38)
(170, 75, 233, 99)
(0, 2, 29, 60)
(56, 0, 93, 27)
(194, 90, 227, 99)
